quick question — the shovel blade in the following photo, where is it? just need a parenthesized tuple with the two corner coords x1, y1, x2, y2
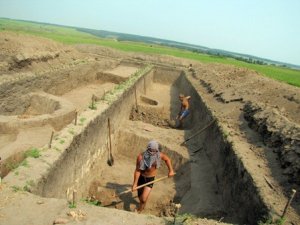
(107, 159, 114, 166)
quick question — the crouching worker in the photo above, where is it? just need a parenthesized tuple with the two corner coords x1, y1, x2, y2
(132, 140, 175, 213)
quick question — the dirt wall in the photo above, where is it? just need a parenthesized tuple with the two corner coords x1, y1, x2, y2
(6, 66, 271, 224)
(115, 130, 189, 171)
(181, 74, 270, 224)
(33, 69, 155, 198)
(0, 92, 75, 132)
(152, 67, 182, 85)
(244, 101, 300, 185)
(0, 62, 117, 115)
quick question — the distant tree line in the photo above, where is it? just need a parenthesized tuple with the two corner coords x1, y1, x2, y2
(234, 57, 267, 65)
(76, 27, 294, 69)
(191, 49, 272, 65)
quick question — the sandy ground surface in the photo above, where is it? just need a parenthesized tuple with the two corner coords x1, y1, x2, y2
(0, 32, 132, 183)
(124, 82, 232, 222)
(0, 32, 299, 225)
(62, 82, 116, 113)
(186, 66, 300, 224)
(1, 125, 53, 159)
(104, 65, 139, 78)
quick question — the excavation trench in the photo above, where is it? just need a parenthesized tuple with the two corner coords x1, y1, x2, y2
(88, 130, 191, 217)
(9, 66, 270, 224)
(0, 63, 136, 178)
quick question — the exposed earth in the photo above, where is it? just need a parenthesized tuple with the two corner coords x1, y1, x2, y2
(0, 31, 299, 225)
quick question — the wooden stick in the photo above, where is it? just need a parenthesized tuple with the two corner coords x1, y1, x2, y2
(108, 118, 112, 155)
(107, 118, 114, 166)
(180, 119, 216, 145)
(48, 131, 54, 148)
(66, 188, 70, 202)
(264, 176, 276, 192)
(191, 147, 203, 155)
(282, 189, 297, 218)
(74, 110, 78, 125)
(117, 174, 176, 196)
(92, 95, 95, 108)
(143, 77, 146, 95)
(134, 86, 139, 112)
(72, 189, 77, 205)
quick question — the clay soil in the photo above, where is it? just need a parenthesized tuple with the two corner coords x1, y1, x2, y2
(0, 31, 300, 225)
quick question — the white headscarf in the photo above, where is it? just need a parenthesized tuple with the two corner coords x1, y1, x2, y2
(139, 140, 161, 170)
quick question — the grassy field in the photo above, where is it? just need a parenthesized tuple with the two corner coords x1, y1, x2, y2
(1, 18, 299, 87)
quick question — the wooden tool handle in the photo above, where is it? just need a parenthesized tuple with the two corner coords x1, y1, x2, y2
(108, 118, 112, 154)
(118, 174, 176, 196)
(182, 119, 216, 144)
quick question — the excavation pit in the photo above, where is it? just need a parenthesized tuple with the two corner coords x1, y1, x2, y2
(0, 92, 76, 131)
(87, 131, 191, 217)
(0, 92, 60, 116)
(4, 66, 270, 225)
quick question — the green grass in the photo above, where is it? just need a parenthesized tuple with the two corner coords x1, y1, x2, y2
(82, 198, 101, 206)
(101, 65, 153, 104)
(88, 101, 97, 110)
(25, 148, 41, 158)
(68, 202, 76, 208)
(4, 147, 41, 172)
(68, 129, 75, 135)
(11, 185, 22, 192)
(79, 117, 86, 123)
(1, 18, 299, 87)
(259, 217, 286, 225)
(20, 159, 29, 168)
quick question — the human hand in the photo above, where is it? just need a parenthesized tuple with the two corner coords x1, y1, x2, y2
(132, 184, 137, 192)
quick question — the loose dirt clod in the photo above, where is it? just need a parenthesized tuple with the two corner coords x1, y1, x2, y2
(67, 210, 87, 221)
(53, 218, 69, 224)
(130, 108, 172, 129)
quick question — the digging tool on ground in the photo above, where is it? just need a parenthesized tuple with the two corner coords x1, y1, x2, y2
(48, 131, 54, 148)
(74, 110, 78, 125)
(191, 147, 203, 155)
(103, 196, 139, 207)
(134, 86, 139, 112)
(115, 174, 176, 197)
(282, 189, 297, 218)
(180, 119, 216, 146)
(107, 118, 114, 166)
(143, 77, 146, 94)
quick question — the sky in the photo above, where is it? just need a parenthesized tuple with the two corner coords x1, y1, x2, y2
(0, 0, 300, 65)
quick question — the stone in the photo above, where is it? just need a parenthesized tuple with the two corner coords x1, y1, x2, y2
(53, 218, 69, 224)
(67, 211, 76, 218)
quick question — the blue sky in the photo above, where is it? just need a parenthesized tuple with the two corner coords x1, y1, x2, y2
(0, 0, 300, 65)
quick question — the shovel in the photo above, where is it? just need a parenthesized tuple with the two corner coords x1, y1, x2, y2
(115, 174, 176, 197)
(180, 119, 216, 145)
(107, 118, 114, 166)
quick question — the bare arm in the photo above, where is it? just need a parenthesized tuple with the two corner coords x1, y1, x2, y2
(132, 154, 142, 191)
(160, 153, 175, 177)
